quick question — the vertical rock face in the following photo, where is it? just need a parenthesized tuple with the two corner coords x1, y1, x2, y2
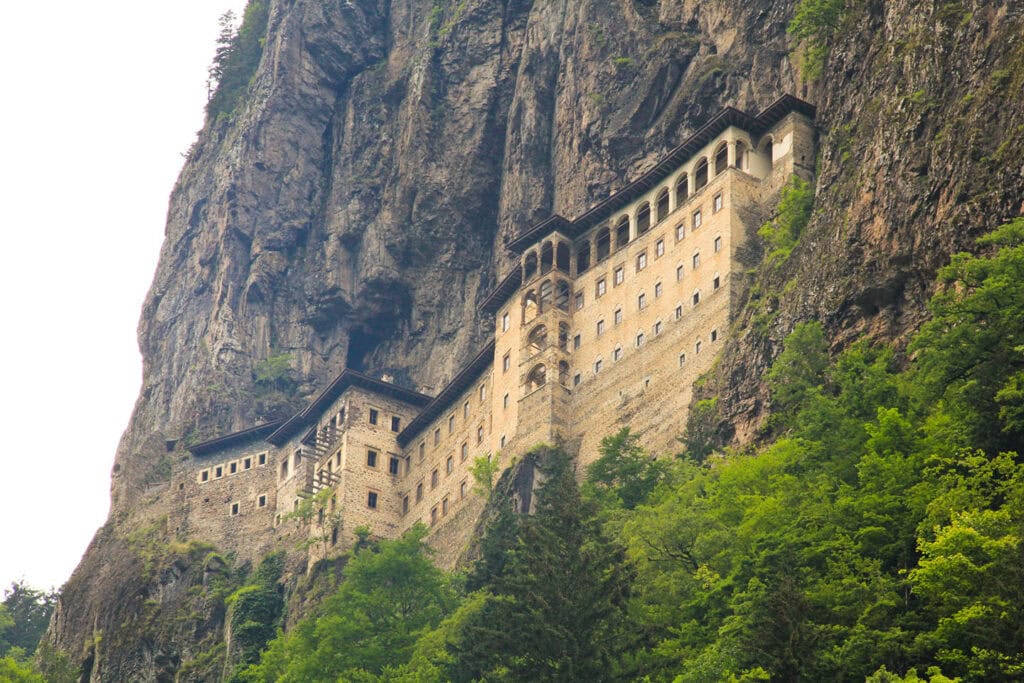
(48, 0, 1024, 678)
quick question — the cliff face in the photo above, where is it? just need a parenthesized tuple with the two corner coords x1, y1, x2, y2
(48, 0, 1024, 678)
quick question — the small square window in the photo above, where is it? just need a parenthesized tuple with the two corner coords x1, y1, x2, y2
(714, 235, 722, 252)
(391, 416, 401, 432)
(502, 311, 510, 331)
(636, 252, 647, 271)
(389, 456, 400, 475)
(573, 334, 581, 350)
(258, 494, 267, 508)
(675, 305, 683, 320)
(369, 408, 379, 425)
(692, 252, 700, 269)
(614, 309, 623, 325)
(573, 372, 581, 386)
(656, 239, 665, 257)
(614, 266, 624, 285)
(655, 282, 663, 298)
(367, 491, 378, 509)
(230, 502, 240, 516)
(596, 278, 607, 297)
(594, 359, 603, 374)
(693, 210, 702, 228)
(636, 333, 645, 348)
(446, 455, 454, 474)
(613, 346, 622, 361)
(201, 470, 209, 482)
(431, 469, 439, 488)
(638, 293, 647, 310)
(711, 329, 719, 342)
(713, 193, 723, 212)
(229, 462, 237, 474)
(713, 274, 721, 290)
(258, 453, 267, 465)
(596, 319, 605, 336)
(416, 483, 423, 502)
(243, 457, 252, 470)
(575, 292, 584, 310)
(676, 223, 685, 241)
(215, 466, 223, 479)
(367, 450, 378, 468)
(654, 321, 663, 335)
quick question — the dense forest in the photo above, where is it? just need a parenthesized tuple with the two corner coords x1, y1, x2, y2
(217, 219, 1023, 680)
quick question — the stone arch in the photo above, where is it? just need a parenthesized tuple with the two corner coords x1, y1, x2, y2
(576, 242, 591, 274)
(556, 242, 571, 273)
(540, 241, 554, 274)
(555, 280, 571, 311)
(656, 188, 670, 222)
(762, 136, 774, 169)
(539, 279, 553, 311)
(558, 360, 570, 386)
(523, 251, 538, 281)
(735, 139, 749, 171)
(714, 141, 729, 176)
(526, 363, 547, 392)
(527, 324, 548, 355)
(596, 226, 611, 262)
(636, 202, 652, 236)
(694, 157, 709, 190)
(675, 174, 689, 205)
(558, 322, 570, 351)
(522, 289, 538, 324)
(614, 215, 630, 250)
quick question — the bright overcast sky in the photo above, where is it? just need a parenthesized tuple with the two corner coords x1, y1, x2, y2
(0, 1, 247, 591)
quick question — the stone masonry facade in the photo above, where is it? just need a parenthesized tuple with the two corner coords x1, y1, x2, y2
(176, 96, 816, 569)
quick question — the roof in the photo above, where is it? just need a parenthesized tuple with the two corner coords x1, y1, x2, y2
(188, 420, 286, 457)
(397, 339, 497, 447)
(505, 94, 815, 253)
(479, 266, 522, 315)
(268, 369, 432, 446)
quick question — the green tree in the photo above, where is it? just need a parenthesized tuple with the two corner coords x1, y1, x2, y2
(0, 582, 57, 656)
(585, 427, 669, 509)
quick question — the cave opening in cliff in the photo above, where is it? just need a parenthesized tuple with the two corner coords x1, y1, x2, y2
(346, 328, 385, 373)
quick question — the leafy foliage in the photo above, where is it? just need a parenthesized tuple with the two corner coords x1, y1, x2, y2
(788, 0, 847, 78)
(0, 582, 57, 657)
(206, 0, 270, 120)
(757, 175, 815, 264)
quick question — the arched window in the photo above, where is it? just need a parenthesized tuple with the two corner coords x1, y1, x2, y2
(526, 364, 547, 392)
(576, 243, 591, 274)
(527, 324, 548, 355)
(596, 227, 611, 262)
(735, 140, 748, 171)
(676, 174, 689, 205)
(694, 158, 709, 190)
(656, 188, 670, 222)
(636, 203, 651, 236)
(615, 216, 630, 251)
(558, 322, 570, 351)
(556, 242, 571, 273)
(539, 279, 553, 311)
(522, 290, 538, 324)
(555, 280, 571, 311)
(714, 142, 729, 176)
(523, 252, 538, 281)
(558, 361, 570, 387)
(540, 242, 554, 274)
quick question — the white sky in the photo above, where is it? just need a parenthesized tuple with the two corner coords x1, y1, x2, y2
(0, 1, 247, 592)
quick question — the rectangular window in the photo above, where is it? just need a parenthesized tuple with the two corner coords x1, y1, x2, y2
(595, 359, 603, 374)
(596, 278, 606, 297)
(676, 264, 684, 281)
(389, 456, 400, 475)
(416, 483, 423, 502)
(477, 426, 484, 444)
(442, 497, 450, 516)
(573, 334, 581, 350)
(636, 332, 645, 348)
(500, 434, 507, 448)
(369, 408, 379, 425)
(713, 275, 721, 290)
(675, 304, 683, 320)
(676, 223, 685, 241)
(655, 282, 663, 298)
(501, 311, 510, 331)
(656, 239, 665, 257)
(391, 416, 401, 432)
(201, 470, 209, 482)
(614, 266, 624, 285)
(596, 319, 605, 336)
(258, 453, 267, 466)
(434, 428, 441, 445)
(693, 210, 702, 228)
(461, 443, 469, 461)
(460, 480, 467, 499)
(654, 321, 663, 335)
(679, 353, 686, 367)
(636, 252, 647, 271)
(638, 293, 647, 310)
(258, 494, 267, 508)
(713, 193, 723, 212)
(692, 252, 700, 269)
(367, 491, 378, 509)
(693, 291, 701, 306)
(503, 393, 510, 409)
(243, 457, 252, 470)
(402, 496, 410, 515)
(503, 352, 511, 372)
(215, 466, 223, 479)
(614, 308, 623, 325)
(575, 292, 584, 310)
(613, 347, 622, 361)
(367, 450, 378, 468)
(448, 414, 455, 433)
(419, 442, 425, 461)
(431, 506, 438, 525)
(463, 401, 470, 419)
(229, 462, 237, 474)
(714, 235, 722, 252)
(479, 384, 486, 402)
(431, 469, 439, 488)
(573, 372, 581, 386)
(711, 329, 719, 342)
(230, 502, 240, 516)
(696, 340, 703, 354)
